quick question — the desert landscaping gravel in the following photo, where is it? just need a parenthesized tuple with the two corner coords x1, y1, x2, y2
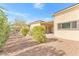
(0, 32, 79, 56)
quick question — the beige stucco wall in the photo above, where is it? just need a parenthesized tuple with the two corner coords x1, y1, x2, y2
(54, 7, 79, 41)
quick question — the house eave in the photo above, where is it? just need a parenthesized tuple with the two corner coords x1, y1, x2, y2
(53, 3, 79, 16)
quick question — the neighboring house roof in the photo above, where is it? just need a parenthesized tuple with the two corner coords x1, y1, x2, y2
(53, 3, 78, 16)
(29, 20, 45, 25)
(29, 20, 54, 28)
(41, 21, 54, 28)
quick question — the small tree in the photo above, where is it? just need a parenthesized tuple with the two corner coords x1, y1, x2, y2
(31, 26, 46, 43)
(13, 17, 27, 32)
(20, 26, 29, 36)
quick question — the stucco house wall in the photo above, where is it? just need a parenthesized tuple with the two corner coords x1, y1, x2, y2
(54, 4, 79, 41)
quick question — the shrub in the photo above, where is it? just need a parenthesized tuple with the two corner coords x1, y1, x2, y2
(31, 26, 46, 43)
(20, 26, 29, 36)
(0, 9, 10, 49)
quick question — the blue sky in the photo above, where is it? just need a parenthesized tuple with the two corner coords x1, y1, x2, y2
(0, 3, 75, 23)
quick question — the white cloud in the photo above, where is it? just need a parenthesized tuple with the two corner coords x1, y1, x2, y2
(33, 3, 44, 9)
(2, 9, 29, 17)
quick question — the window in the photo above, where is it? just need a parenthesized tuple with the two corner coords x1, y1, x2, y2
(58, 23, 62, 29)
(57, 21, 78, 30)
(62, 22, 70, 29)
(71, 21, 77, 28)
(77, 21, 79, 28)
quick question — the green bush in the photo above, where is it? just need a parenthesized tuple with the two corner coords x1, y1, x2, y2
(0, 9, 10, 49)
(31, 26, 46, 43)
(20, 26, 29, 36)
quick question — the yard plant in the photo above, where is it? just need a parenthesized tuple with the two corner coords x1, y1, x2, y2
(31, 26, 46, 43)
(20, 26, 29, 36)
(0, 8, 10, 50)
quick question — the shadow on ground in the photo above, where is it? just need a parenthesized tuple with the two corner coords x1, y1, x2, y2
(17, 45, 66, 56)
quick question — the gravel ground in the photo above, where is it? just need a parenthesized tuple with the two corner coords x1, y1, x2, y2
(0, 32, 79, 56)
